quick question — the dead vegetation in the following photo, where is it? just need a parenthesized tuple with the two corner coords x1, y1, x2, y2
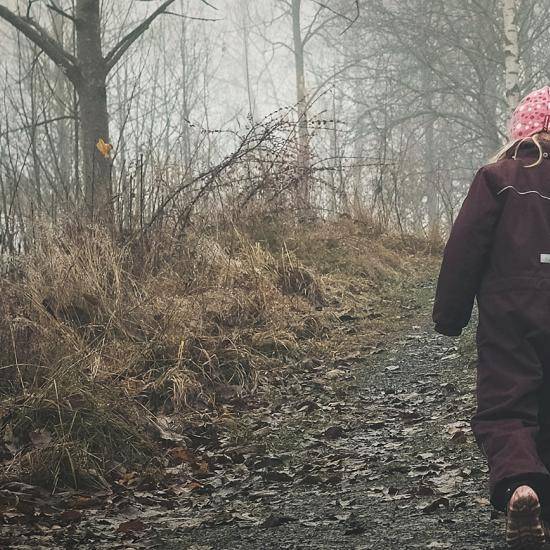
(0, 217, 434, 490)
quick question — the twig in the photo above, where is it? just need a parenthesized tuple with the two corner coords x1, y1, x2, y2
(163, 10, 220, 22)
(342, 0, 360, 34)
(46, 1, 78, 23)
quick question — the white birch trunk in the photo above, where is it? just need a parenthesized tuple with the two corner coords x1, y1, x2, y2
(291, 0, 311, 210)
(503, 0, 521, 113)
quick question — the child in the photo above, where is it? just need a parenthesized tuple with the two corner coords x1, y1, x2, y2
(433, 86, 550, 549)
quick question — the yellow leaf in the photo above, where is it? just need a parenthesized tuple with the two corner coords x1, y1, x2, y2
(96, 138, 113, 159)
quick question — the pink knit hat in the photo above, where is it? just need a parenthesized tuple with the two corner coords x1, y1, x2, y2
(509, 86, 550, 140)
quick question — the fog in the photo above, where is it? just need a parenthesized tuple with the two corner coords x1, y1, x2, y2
(0, 0, 549, 250)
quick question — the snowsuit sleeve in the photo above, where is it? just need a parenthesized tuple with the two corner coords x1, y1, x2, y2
(433, 167, 502, 336)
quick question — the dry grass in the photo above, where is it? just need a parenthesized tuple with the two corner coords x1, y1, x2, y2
(0, 218, 433, 489)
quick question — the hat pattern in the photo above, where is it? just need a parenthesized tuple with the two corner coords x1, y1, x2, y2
(509, 86, 550, 141)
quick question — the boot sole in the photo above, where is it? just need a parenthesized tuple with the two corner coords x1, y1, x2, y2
(507, 494, 546, 549)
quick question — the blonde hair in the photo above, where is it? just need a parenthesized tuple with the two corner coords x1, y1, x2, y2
(490, 132, 550, 168)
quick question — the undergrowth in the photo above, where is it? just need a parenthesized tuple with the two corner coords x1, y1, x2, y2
(0, 217, 435, 490)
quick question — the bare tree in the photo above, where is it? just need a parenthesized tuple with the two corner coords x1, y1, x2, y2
(0, 0, 213, 222)
(291, 0, 310, 208)
(503, 0, 521, 113)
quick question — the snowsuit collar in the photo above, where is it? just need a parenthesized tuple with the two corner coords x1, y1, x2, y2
(506, 139, 550, 160)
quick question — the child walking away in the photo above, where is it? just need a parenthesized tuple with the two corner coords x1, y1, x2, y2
(433, 86, 550, 549)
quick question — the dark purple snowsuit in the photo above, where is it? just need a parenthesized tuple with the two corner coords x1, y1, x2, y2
(433, 140, 550, 513)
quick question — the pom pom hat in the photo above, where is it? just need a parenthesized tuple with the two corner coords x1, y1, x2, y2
(509, 86, 550, 141)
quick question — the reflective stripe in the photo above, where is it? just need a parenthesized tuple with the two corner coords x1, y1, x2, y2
(497, 185, 550, 201)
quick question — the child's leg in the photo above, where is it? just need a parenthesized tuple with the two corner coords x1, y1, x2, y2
(471, 298, 550, 512)
(535, 352, 550, 519)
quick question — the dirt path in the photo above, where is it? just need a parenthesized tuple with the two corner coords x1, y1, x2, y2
(4, 277, 507, 549)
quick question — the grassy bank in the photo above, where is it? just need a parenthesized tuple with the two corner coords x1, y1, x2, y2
(0, 218, 438, 490)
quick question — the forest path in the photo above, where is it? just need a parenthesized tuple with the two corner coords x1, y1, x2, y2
(148, 278, 504, 550)
(7, 277, 506, 549)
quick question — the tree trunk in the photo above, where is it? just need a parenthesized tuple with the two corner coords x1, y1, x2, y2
(75, 0, 112, 223)
(50, 12, 73, 202)
(291, 0, 310, 210)
(28, 54, 43, 210)
(178, 2, 193, 175)
(503, 0, 521, 113)
(241, 0, 256, 119)
(421, 62, 439, 238)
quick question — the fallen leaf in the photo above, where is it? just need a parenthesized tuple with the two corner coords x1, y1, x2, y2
(260, 514, 295, 528)
(421, 497, 450, 514)
(168, 447, 195, 463)
(29, 430, 52, 449)
(326, 369, 346, 379)
(117, 518, 146, 533)
(59, 510, 82, 523)
(324, 426, 346, 440)
(263, 470, 294, 483)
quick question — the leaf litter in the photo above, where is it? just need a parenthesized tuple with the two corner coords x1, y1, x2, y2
(0, 278, 507, 549)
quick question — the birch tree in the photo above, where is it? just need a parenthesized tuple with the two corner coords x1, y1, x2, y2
(280, 0, 349, 209)
(502, 0, 521, 113)
(291, 0, 310, 208)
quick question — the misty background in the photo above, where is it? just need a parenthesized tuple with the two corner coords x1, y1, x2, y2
(0, 0, 548, 251)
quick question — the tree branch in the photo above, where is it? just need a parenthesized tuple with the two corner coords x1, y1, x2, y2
(104, 0, 178, 73)
(46, 1, 78, 24)
(197, 0, 218, 10)
(342, 0, 360, 34)
(311, 1, 352, 23)
(0, 6, 78, 82)
(163, 10, 220, 22)
(303, 13, 339, 46)
(0, 117, 77, 138)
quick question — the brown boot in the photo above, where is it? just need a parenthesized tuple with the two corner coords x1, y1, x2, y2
(506, 485, 546, 549)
